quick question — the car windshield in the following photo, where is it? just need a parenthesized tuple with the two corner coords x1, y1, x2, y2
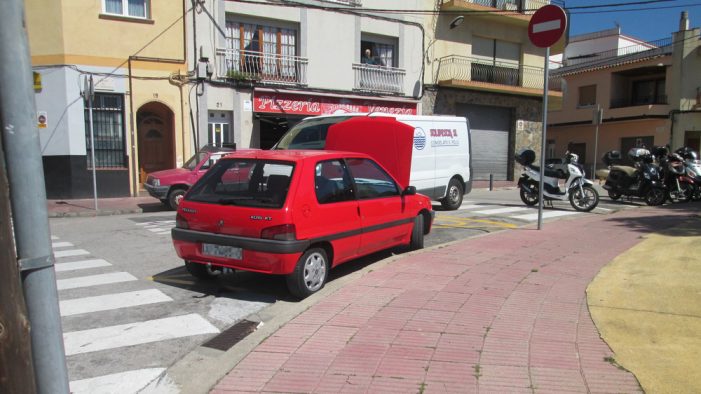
(273, 116, 353, 150)
(182, 152, 208, 170)
(186, 158, 295, 208)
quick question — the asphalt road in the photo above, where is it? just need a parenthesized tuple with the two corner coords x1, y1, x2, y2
(48, 185, 642, 393)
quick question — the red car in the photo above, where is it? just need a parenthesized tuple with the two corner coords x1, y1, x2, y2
(172, 149, 434, 298)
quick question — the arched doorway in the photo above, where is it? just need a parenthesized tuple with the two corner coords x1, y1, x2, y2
(137, 102, 175, 184)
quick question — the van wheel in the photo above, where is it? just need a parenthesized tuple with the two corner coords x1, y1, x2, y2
(286, 248, 329, 299)
(441, 178, 463, 210)
(409, 214, 424, 251)
(185, 261, 220, 280)
(168, 188, 187, 210)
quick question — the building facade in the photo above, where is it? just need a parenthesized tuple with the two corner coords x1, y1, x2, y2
(548, 12, 701, 175)
(27, 0, 190, 198)
(422, 0, 563, 181)
(190, 0, 425, 151)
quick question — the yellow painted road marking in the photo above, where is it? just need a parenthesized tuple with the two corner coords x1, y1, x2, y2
(433, 216, 517, 229)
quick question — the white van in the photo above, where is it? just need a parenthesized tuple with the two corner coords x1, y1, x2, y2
(273, 113, 472, 210)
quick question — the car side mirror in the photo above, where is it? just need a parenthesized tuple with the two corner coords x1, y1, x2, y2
(402, 186, 416, 196)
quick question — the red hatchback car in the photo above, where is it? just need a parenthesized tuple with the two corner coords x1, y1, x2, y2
(172, 149, 434, 298)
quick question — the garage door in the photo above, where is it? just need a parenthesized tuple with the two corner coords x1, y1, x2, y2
(456, 104, 511, 180)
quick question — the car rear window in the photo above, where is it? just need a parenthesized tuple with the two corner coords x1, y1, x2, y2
(185, 159, 295, 208)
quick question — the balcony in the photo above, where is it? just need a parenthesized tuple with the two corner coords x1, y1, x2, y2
(436, 55, 563, 97)
(352, 63, 406, 95)
(440, 0, 561, 25)
(610, 96, 668, 109)
(215, 48, 308, 86)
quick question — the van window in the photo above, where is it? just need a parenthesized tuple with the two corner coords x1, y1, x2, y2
(315, 160, 354, 204)
(273, 116, 353, 150)
(346, 158, 399, 199)
(186, 159, 294, 208)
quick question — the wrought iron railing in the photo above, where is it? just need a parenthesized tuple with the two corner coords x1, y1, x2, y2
(610, 95, 668, 109)
(215, 48, 308, 86)
(442, 0, 560, 14)
(437, 55, 562, 91)
(352, 63, 406, 94)
(563, 37, 673, 68)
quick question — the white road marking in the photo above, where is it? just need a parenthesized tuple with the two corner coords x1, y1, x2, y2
(52, 241, 74, 248)
(60, 289, 173, 317)
(54, 249, 90, 258)
(69, 368, 178, 394)
(533, 19, 561, 34)
(155, 231, 171, 235)
(473, 206, 531, 215)
(63, 313, 220, 356)
(51, 235, 59, 240)
(459, 204, 493, 210)
(55, 259, 112, 272)
(511, 210, 580, 221)
(57, 272, 137, 290)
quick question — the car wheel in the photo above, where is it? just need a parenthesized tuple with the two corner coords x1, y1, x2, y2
(184, 261, 220, 280)
(441, 178, 463, 210)
(286, 248, 329, 299)
(168, 188, 187, 210)
(410, 214, 425, 251)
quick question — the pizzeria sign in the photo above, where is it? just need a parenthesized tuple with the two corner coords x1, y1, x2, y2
(254, 92, 417, 116)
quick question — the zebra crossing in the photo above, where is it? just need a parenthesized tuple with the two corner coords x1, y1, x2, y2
(51, 235, 219, 394)
(452, 201, 584, 221)
(134, 218, 175, 235)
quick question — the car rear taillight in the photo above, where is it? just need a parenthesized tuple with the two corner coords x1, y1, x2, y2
(175, 213, 189, 229)
(261, 224, 296, 241)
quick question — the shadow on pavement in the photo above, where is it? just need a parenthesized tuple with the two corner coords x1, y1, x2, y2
(138, 202, 170, 213)
(603, 202, 701, 236)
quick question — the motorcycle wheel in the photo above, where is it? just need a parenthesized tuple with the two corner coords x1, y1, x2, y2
(644, 187, 666, 206)
(519, 186, 539, 206)
(569, 185, 599, 212)
(670, 182, 693, 203)
(607, 190, 621, 200)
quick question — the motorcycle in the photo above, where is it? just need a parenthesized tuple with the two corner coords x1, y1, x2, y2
(601, 148, 666, 206)
(652, 146, 694, 203)
(515, 149, 599, 212)
(676, 146, 701, 200)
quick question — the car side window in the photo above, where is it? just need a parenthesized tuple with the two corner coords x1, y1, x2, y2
(345, 158, 399, 200)
(200, 154, 222, 170)
(315, 160, 354, 204)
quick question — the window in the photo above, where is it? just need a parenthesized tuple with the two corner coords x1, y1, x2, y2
(471, 37, 520, 86)
(103, 0, 149, 18)
(225, 21, 297, 78)
(84, 93, 126, 168)
(315, 160, 354, 204)
(360, 40, 395, 68)
(578, 85, 597, 107)
(346, 158, 399, 199)
(632, 78, 666, 105)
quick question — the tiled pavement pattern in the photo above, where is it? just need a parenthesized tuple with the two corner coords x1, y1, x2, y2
(212, 207, 691, 393)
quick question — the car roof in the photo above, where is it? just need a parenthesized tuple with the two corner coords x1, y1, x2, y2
(221, 149, 372, 162)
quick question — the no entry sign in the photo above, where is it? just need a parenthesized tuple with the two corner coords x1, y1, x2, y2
(528, 5, 567, 48)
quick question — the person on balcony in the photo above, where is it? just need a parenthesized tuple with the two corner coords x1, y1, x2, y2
(361, 49, 384, 67)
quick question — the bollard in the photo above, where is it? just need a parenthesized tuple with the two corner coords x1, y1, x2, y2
(489, 174, 493, 191)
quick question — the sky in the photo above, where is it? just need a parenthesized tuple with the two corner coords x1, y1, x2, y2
(564, 0, 701, 42)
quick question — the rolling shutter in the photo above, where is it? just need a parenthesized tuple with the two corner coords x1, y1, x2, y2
(456, 104, 511, 180)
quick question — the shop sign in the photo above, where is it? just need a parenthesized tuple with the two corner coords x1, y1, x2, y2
(254, 92, 417, 116)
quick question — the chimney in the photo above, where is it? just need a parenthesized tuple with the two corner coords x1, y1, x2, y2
(680, 11, 689, 31)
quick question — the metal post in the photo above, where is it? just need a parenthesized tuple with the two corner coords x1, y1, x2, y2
(537, 47, 550, 230)
(0, 1, 70, 393)
(489, 173, 494, 191)
(87, 75, 98, 211)
(593, 105, 601, 180)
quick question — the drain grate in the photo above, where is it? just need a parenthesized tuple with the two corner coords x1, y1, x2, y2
(202, 320, 258, 351)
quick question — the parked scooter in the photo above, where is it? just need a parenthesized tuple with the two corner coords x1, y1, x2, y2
(676, 146, 701, 200)
(601, 148, 666, 206)
(652, 146, 693, 203)
(516, 149, 599, 212)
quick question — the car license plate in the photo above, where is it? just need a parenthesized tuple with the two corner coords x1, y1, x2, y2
(202, 243, 242, 260)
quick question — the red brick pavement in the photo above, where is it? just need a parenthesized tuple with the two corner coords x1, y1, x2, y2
(211, 206, 696, 393)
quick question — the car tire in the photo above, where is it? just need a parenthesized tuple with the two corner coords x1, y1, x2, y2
(286, 248, 328, 299)
(410, 214, 424, 251)
(168, 188, 187, 210)
(441, 178, 463, 210)
(184, 261, 219, 280)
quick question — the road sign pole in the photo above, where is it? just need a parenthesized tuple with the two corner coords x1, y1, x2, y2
(537, 46, 550, 230)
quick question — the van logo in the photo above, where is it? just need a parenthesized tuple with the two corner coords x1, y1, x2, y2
(413, 128, 426, 150)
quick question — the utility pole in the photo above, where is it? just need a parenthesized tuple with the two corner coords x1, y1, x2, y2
(0, 1, 70, 393)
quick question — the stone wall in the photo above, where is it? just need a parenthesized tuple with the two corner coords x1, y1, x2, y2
(422, 86, 544, 180)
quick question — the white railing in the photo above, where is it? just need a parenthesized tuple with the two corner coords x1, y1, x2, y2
(442, 0, 559, 14)
(437, 55, 563, 91)
(352, 63, 405, 94)
(215, 48, 308, 86)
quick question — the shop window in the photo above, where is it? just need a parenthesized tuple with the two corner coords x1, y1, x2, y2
(578, 85, 597, 107)
(84, 93, 127, 168)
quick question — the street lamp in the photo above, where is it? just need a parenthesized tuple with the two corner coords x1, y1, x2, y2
(449, 16, 464, 29)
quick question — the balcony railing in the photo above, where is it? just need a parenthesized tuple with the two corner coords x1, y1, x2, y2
(610, 96, 668, 109)
(563, 37, 673, 69)
(442, 0, 561, 14)
(215, 48, 308, 86)
(352, 63, 405, 94)
(437, 55, 562, 91)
